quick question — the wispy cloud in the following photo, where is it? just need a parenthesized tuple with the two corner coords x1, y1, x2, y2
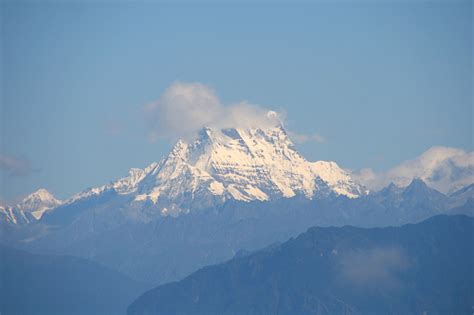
(352, 146, 474, 194)
(337, 247, 410, 290)
(144, 82, 283, 141)
(0, 153, 38, 176)
(288, 131, 326, 144)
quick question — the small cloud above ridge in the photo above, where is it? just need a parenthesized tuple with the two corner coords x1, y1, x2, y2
(144, 82, 324, 145)
(352, 146, 474, 194)
(145, 82, 282, 141)
(0, 153, 38, 177)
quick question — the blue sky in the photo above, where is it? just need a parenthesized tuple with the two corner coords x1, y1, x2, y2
(1, 1, 472, 202)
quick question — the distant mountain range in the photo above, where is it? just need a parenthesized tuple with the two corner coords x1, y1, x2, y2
(128, 215, 474, 315)
(353, 146, 473, 194)
(1, 126, 472, 286)
(0, 188, 62, 225)
(1, 126, 365, 226)
(0, 245, 150, 315)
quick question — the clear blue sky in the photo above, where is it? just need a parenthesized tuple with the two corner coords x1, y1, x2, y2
(1, 1, 472, 202)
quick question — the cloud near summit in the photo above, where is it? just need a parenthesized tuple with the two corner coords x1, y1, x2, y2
(145, 82, 284, 141)
(352, 146, 473, 194)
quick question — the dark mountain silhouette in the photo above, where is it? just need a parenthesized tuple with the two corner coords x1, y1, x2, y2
(0, 246, 151, 315)
(3, 180, 473, 286)
(129, 215, 474, 315)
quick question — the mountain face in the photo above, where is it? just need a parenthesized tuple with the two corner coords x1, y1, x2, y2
(17, 188, 63, 219)
(0, 189, 62, 225)
(449, 183, 474, 208)
(0, 205, 34, 225)
(0, 246, 150, 315)
(128, 215, 474, 315)
(133, 126, 364, 216)
(21, 126, 364, 226)
(2, 126, 472, 287)
(8, 178, 471, 286)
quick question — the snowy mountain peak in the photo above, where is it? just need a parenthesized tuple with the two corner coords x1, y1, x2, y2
(28, 125, 365, 221)
(19, 188, 61, 205)
(68, 163, 158, 203)
(407, 177, 428, 188)
(379, 182, 403, 196)
(17, 188, 63, 219)
(169, 140, 189, 160)
(134, 125, 366, 214)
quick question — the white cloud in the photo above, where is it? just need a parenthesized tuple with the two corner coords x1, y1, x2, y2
(351, 168, 378, 187)
(338, 247, 409, 289)
(145, 82, 284, 141)
(289, 131, 326, 144)
(0, 153, 37, 176)
(352, 146, 474, 194)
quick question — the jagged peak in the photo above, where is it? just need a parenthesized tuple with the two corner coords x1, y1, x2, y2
(133, 123, 364, 211)
(383, 182, 402, 193)
(42, 124, 364, 219)
(193, 125, 291, 143)
(165, 140, 190, 163)
(407, 177, 428, 188)
(128, 168, 144, 176)
(403, 177, 444, 197)
(198, 126, 214, 138)
(450, 183, 474, 197)
(15, 188, 63, 220)
(19, 188, 61, 205)
(387, 182, 399, 189)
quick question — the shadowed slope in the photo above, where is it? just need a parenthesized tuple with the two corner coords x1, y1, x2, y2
(129, 215, 474, 315)
(0, 246, 151, 315)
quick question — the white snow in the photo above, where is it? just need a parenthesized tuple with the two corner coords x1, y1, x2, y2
(16, 188, 63, 220)
(132, 125, 365, 213)
(67, 162, 159, 204)
(1, 205, 32, 225)
(6, 124, 366, 224)
(209, 181, 225, 195)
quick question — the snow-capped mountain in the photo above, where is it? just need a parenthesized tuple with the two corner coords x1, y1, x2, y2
(36, 125, 364, 219)
(7, 127, 473, 227)
(65, 164, 157, 204)
(0, 189, 62, 224)
(5, 138, 472, 286)
(17, 188, 63, 219)
(0, 205, 33, 225)
(132, 126, 365, 215)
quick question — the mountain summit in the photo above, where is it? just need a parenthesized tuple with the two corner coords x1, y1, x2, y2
(132, 126, 365, 215)
(5, 126, 366, 224)
(17, 188, 63, 219)
(0, 189, 62, 224)
(4, 127, 472, 286)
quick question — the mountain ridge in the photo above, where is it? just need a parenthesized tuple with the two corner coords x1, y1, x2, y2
(0, 188, 62, 224)
(4, 125, 366, 224)
(0, 245, 151, 315)
(5, 128, 472, 225)
(5, 177, 472, 285)
(128, 214, 474, 315)
(131, 126, 365, 216)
